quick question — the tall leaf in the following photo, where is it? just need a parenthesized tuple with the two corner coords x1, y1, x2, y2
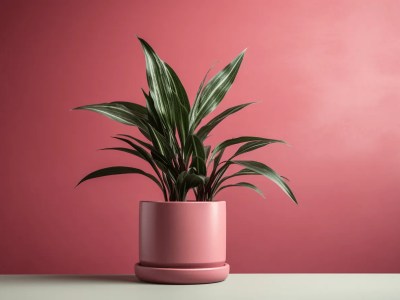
(190, 50, 246, 130)
(138, 37, 190, 145)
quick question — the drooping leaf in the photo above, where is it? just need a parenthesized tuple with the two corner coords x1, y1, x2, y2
(233, 140, 272, 158)
(211, 137, 285, 160)
(114, 133, 173, 176)
(190, 50, 246, 131)
(281, 175, 290, 181)
(73, 102, 150, 140)
(231, 160, 297, 204)
(100, 147, 141, 157)
(76, 166, 162, 189)
(196, 102, 254, 141)
(216, 182, 265, 199)
(110, 137, 165, 182)
(116, 134, 154, 152)
(214, 168, 259, 191)
(112, 101, 147, 119)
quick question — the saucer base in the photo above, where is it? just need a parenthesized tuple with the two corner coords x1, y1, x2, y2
(134, 263, 230, 284)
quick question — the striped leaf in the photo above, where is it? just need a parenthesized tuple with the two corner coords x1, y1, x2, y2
(73, 102, 146, 126)
(216, 182, 265, 199)
(197, 102, 254, 141)
(138, 38, 190, 145)
(146, 125, 175, 161)
(211, 137, 285, 160)
(214, 168, 259, 191)
(233, 140, 272, 158)
(190, 50, 246, 130)
(231, 160, 297, 204)
(142, 89, 163, 132)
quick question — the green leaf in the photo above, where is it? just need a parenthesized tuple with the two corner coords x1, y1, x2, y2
(231, 160, 297, 204)
(196, 102, 254, 141)
(138, 37, 190, 144)
(142, 89, 163, 131)
(112, 101, 147, 119)
(190, 50, 246, 130)
(113, 133, 173, 176)
(281, 175, 290, 181)
(216, 182, 265, 199)
(184, 134, 206, 175)
(194, 67, 213, 106)
(100, 147, 141, 157)
(116, 134, 154, 152)
(191, 156, 207, 176)
(76, 166, 162, 189)
(233, 140, 272, 158)
(111, 137, 165, 179)
(215, 168, 259, 191)
(175, 99, 190, 146)
(73, 102, 147, 127)
(164, 63, 190, 112)
(211, 137, 285, 160)
(176, 171, 206, 201)
(146, 125, 174, 160)
(204, 145, 211, 162)
(191, 135, 206, 161)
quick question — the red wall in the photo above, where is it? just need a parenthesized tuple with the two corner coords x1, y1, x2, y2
(1, 0, 400, 273)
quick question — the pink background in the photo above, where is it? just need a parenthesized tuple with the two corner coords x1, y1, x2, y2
(1, 0, 400, 274)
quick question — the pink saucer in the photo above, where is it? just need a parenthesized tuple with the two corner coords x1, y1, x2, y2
(135, 263, 230, 284)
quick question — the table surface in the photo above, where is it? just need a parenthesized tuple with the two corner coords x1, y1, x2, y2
(1, 274, 399, 300)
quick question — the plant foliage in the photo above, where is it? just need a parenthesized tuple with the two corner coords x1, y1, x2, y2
(74, 37, 297, 204)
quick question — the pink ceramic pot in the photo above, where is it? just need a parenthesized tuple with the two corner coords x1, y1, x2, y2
(135, 200, 229, 284)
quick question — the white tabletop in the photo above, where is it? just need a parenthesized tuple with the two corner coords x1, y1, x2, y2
(0, 274, 399, 300)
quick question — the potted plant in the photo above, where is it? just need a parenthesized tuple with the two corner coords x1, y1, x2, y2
(74, 37, 297, 284)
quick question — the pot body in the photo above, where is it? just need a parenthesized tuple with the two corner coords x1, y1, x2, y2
(139, 201, 226, 268)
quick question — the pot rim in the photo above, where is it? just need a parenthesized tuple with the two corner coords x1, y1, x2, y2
(140, 200, 225, 204)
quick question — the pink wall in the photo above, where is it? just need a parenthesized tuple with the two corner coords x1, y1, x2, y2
(1, 0, 400, 274)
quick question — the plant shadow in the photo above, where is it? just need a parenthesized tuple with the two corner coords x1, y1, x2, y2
(37, 275, 146, 284)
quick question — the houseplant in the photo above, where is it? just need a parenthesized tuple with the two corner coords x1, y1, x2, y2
(74, 37, 297, 284)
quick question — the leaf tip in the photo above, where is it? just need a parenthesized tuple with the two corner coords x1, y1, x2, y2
(75, 180, 83, 188)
